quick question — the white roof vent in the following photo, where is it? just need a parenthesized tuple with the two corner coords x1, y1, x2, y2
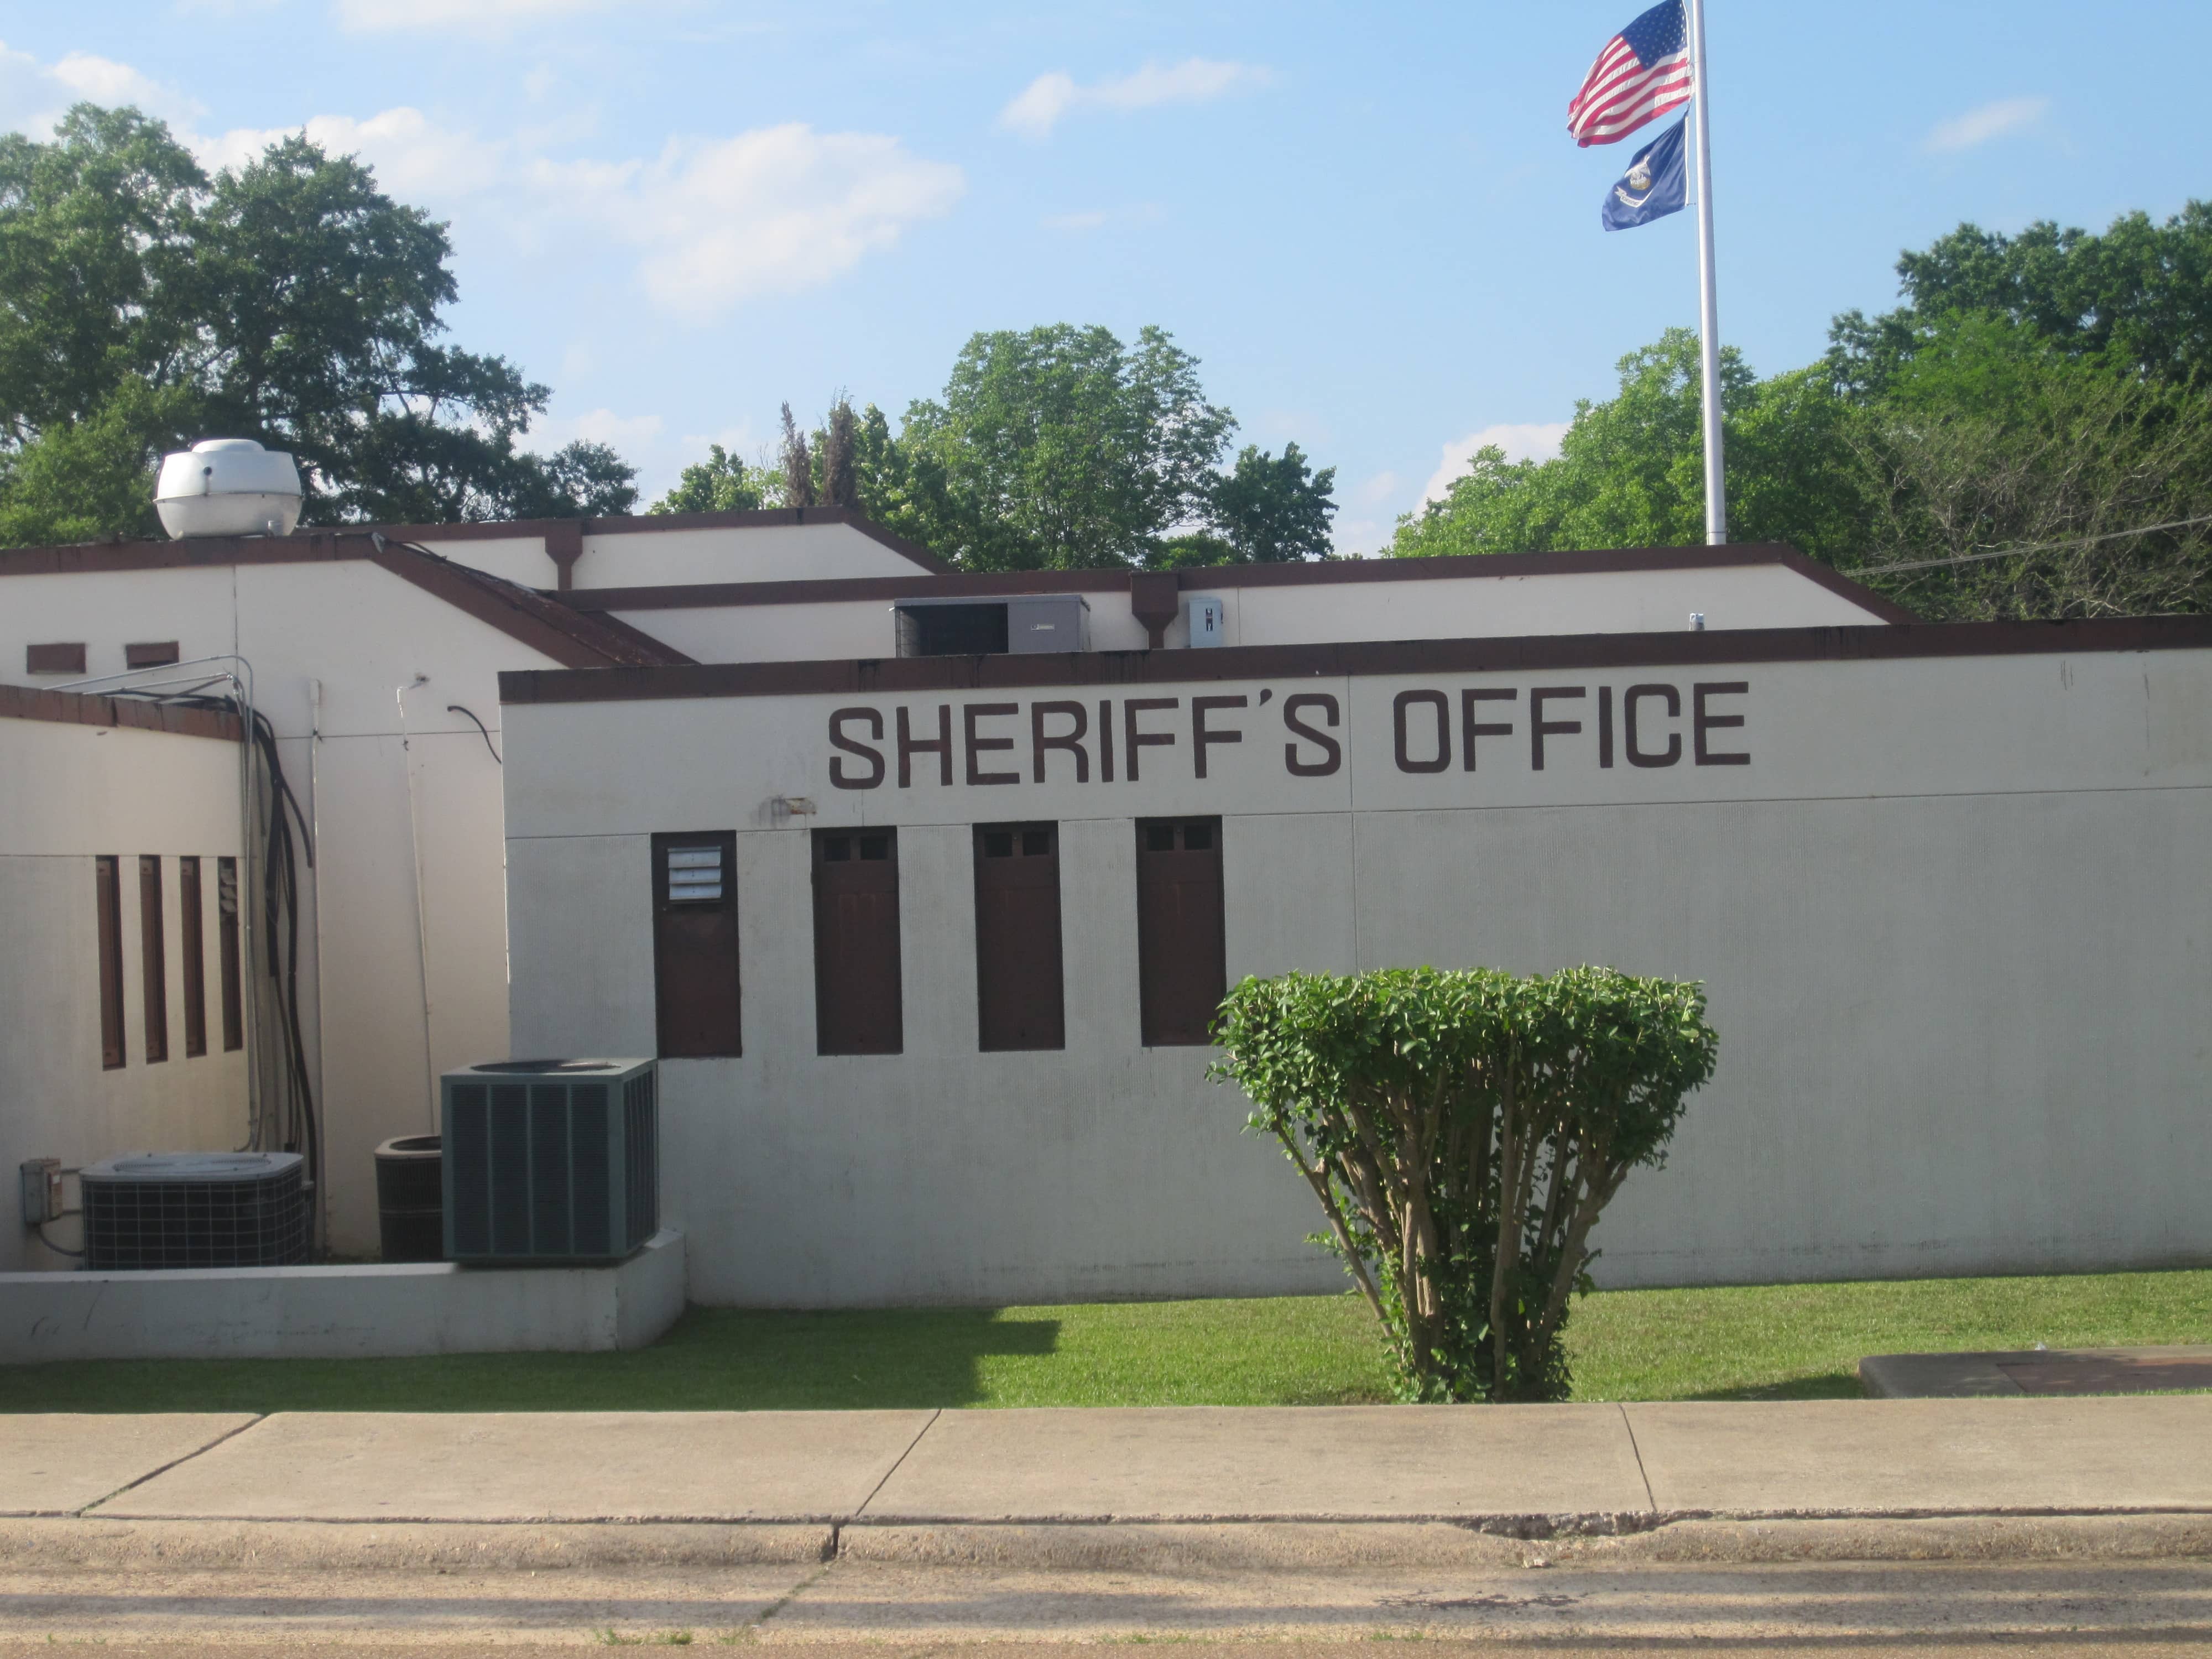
(155, 438, 304, 539)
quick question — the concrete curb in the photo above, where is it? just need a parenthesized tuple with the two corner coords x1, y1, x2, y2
(6, 1510, 2210, 1575)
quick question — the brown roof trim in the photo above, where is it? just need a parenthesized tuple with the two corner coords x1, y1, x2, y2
(0, 531, 378, 576)
(1, 507, 952, 580)
(557, 506, 955, 575)
(556, 542, 1917, 622)
(0, 529, 687, 669)
(499, 614, 2212, 707)
(0, 682, 242, 742)
(368, 545, 692, 669)
(377, 506, 952, 573)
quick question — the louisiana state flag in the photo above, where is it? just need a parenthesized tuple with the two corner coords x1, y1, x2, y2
(1601, 116, 1687, 231)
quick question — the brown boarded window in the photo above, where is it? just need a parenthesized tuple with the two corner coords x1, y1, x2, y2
(974, 822, 1065, 1052)
(217, 856, 243, 1052)
(179, 857, 207, 1057)
(813, 828, 902, 1055)
(652, 832, 741, 1057)
(124, 641, 181, 670)
(28, 642, 85, 675)
(96, 857, 126, 1070)
(1135, 817, 1227, 1047)
(139, 856, 168, 1063)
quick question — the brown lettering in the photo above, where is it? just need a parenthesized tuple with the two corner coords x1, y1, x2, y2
(897, 703, 952, 788)
(1192, 696, 1247, 779)
(964, 702, 1019, 785)
(1624, 684, 1681, 767)
(1124, 697, 1179, 781)
(1530, 686, 1586, 771)
(1694, 681, 1750, 766)
(1032, 700, 1088, 783)
(1282, 693, 1342, 777)
(1460, 688, 1515, 771)
(827, 707, 885, 790)
(1393, 690, 1449, 774)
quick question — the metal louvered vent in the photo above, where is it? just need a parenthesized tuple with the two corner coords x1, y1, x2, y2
(665, 844, 724, 902)
(80, 1152, 309, 1270)
(441, 1058, 658, 1264)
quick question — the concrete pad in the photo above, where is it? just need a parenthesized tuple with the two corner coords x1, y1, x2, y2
(0, 1228, 686, 1363)
(1865, 1345, 2212, 1399)
(0, 1415, 258, 1517)
(858, 1404, 1653, 1523)
(93, 1410, 936, 1523)
(1625, 1397, 2212, 1516)
(1860, 1351, 2022, 1399)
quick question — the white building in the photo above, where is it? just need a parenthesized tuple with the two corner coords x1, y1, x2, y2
(13, 507, 2203, 1302)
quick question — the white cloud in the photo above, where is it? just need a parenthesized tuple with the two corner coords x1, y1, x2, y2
(1042, 209, 1108, 232)
(1000, 58, 1271, 140)
(50, 52, 205, 123)
(1329, 518, 1387, 560)
(0, 35, 959, 327)
(200, 109, 959, 322)
(679, 424, 764, 456)
(1421, 422, 1569, 505)
(200, 107, 508, 196)
(1926, 96, 2050, 154)
(332, 0, 616, 34)
(0, 39, 205, 135)
(539, 125, 964, 319)
(531, 407, 665, 456)
(1354, 470, 1399, 507)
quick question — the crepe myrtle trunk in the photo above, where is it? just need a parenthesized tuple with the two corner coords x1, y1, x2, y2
(1211, 966, 1717, 1404)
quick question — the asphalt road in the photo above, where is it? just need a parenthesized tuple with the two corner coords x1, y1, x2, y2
(2, 1553, 2208, 1651)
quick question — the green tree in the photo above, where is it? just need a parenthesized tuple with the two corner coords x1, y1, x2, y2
(1846, 311, 2212, 618)
(1389, 330, 1871, 565)
(893, 323, 1237, 570)
(0, 103, 633, 542)
(650, 443, 768, 514)
(1830, 202, 2212, 395)
(1203, 441, 1338, 564)
(1214, 966, 1718, 1403)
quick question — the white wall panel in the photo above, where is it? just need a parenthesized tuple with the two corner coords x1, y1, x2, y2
(506, 641, 2212, 1303)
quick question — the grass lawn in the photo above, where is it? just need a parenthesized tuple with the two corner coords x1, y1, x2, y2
(2, 1267, 2205, 1413)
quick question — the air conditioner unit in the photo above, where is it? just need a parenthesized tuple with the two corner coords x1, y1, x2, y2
(441, 1058, 659, 1264)
(892, 594, 1091, 657)
(80, 1152, 310, 1270)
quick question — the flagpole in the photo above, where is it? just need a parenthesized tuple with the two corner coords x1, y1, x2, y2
(1686, 0, 1726, 544)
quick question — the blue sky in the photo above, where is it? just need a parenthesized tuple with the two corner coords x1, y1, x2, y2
(3, 1, 2207, 552)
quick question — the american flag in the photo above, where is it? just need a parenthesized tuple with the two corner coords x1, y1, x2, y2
(1567, 2, 1693, 148)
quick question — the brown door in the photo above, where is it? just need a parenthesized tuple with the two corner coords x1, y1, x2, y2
(974, 823, 1065, 1051)
(652, 832, 741, 1057)
(1135, 818, 1227, 1047)
(139, 855, 168, 1063)
(813, 829, 902, 1055)
(95, 856, 125, 1070)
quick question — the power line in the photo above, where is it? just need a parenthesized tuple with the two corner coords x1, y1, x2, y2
(1839, 513, 2212, 578)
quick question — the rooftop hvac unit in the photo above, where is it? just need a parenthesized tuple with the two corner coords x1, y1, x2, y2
(80, 1152, 310, 1270)
(154, 438, 304, 539)
(893, 595, 1091, 657)
(441, 1058, 659, 1264)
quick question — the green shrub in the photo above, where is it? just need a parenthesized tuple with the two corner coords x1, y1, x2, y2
(1211, 966, 1718, 1402)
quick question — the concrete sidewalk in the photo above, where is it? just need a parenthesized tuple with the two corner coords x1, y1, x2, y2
(9, 1397, 2212, 1537)
(7, 1403, 2212, 1648)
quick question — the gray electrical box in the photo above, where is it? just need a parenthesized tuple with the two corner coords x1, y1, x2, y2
(1008, 594, 1090, 654)
(19, 1158, 60, 1227)
(1186, 595, 1227, 648)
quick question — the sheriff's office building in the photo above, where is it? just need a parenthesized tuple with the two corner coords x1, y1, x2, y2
(4, 507, 2206, 1306)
